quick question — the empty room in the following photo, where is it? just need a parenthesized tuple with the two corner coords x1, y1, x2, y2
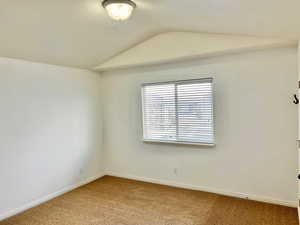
(0, 0, 300, 225)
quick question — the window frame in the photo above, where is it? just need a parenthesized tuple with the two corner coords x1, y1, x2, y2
(141, 78, 215, 146)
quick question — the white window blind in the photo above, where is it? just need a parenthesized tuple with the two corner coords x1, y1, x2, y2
(142, 78, 214, 145)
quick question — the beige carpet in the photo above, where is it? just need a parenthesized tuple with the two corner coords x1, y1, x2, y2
(1, 176, 298, 225)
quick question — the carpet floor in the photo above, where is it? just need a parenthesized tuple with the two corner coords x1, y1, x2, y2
(0, 176, 298, 225)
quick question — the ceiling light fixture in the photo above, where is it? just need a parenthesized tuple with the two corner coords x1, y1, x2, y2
(102, 0, 136, 21)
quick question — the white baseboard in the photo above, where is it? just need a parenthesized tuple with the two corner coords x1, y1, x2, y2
(298, 206, 300, 224)
(0, 172, 106, 221)
(106, 171, 297, 208)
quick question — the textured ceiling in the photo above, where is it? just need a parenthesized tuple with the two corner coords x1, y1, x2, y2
(0, 0, 299, 69)
(96, 32, 295, 70)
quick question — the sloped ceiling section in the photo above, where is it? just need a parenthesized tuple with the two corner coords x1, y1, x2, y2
(94, 32, 296, 71)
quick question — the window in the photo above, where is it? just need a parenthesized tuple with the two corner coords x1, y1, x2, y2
(142, 78, 214, 145)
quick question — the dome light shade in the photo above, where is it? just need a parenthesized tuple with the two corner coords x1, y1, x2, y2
(102, 0, 136, 21)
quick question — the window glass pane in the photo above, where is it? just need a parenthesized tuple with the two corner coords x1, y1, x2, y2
(177, 82, 214, 143)
(143, 84, 176, 141)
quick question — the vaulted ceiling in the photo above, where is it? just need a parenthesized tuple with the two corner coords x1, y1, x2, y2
(1, 0, 299, 69)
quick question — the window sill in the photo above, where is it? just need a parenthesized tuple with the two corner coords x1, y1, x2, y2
(143, 139, 215, 147)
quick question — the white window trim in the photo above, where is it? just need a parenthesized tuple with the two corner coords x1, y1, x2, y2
(143, 139, 216, 147)
(141, 78, 215, 146)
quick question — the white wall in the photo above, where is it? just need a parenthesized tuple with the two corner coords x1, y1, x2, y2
(0, 58, 104, 219)
(102, 47, 298, 206)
